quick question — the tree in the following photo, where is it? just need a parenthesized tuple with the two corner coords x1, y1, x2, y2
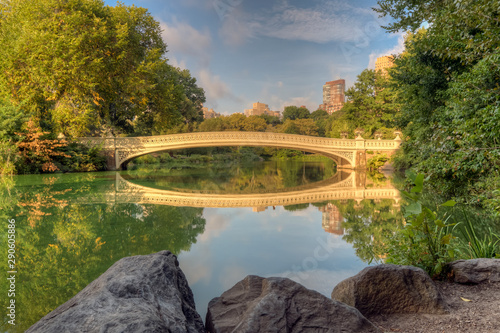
(0, 0, 205, 137)
(377, 0, 500, 213)
(282, 106, 310, 121)
(243, 116, 267, 132)
(198, 117, 227, 132)
(342, 69, 399, 134)
(226, 113, 247, 131)
(324, 69, 399, 139)
(310, 109, 328, 121)
(258, 114, 281, 126)
(15, 120, 70, 173)
(279, 119, 319, 136)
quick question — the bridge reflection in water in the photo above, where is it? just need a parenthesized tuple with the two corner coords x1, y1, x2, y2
(112, 169, 400, 208)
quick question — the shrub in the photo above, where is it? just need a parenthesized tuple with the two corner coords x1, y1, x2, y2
(385, 172, 460, 278)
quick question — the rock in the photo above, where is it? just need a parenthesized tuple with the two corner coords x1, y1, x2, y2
(27, 250, 204, 333)
(331, 264, 448, 317)
(206, 275, 380, 333)
(449, 258, 500, 284)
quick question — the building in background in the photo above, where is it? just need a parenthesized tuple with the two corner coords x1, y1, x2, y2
(202, 106, 221, 119)
(244, 102, 280, 118)
(319, 79, 345, 114)
(319, 203, 344, 235)
(375, 55, 394, 77)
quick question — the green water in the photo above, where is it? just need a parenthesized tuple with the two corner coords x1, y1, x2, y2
(0, 160, 403, 331)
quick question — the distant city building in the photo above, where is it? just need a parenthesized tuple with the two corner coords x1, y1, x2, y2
(244, 102, 280, 118)
(319, 79, 345, 114)
(375, 55, 394, 77)
(319, 203, 344, 235)
(202, 106, 221, 119)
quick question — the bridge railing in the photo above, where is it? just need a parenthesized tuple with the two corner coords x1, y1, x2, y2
(78, 132, 401, 150)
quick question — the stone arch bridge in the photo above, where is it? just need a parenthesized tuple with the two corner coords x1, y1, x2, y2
(79, 132, 401, 170)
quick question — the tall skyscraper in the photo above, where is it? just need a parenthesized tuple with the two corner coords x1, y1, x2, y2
(319, 79, 345, 114)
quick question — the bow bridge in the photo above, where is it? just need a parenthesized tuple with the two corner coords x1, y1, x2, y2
(79, 132, 402, 170)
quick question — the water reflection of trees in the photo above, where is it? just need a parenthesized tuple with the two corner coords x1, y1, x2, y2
(123, 160, 336, 194)
(0, 174, 206, 333)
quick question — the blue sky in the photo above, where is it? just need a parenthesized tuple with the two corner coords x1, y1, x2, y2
(106, 0, 404, 115)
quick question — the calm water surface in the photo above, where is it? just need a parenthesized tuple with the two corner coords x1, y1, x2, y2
(0, 160, 402, 331)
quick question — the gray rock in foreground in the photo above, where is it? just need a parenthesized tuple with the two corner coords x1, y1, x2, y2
(331, 264, 448, 317)
(206, 275, 380, 333)
(27, 250, 204, 333)
(449, 258, 500, 284)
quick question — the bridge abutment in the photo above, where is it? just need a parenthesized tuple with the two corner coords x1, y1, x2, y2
(355, 151, 367, 170)
(104, 149, 117, 171)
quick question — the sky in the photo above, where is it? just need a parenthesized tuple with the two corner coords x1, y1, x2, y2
(105, 0, 405, 115)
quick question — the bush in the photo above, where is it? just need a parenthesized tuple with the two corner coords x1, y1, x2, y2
(367, 153, 389, 172)
(0, 140, 18, 175)
(59, 143, 107, 172)
(385, 173, 460, 278)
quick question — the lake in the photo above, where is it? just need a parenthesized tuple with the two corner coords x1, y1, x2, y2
(0, 159, 403, 332)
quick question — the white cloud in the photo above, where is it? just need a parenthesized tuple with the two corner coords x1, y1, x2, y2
(157, 19, 240, 111)
(219, 1, 386, 45)
(178, 247, 212, 284)
(367, 32, 405, 69)
(168, 56, 187, 70)
(219, 11, 258, 46)
(268, 93, 318, 112)
(180, 0, 212, 9)
(198, 69, 233, 102)
(197, 208, 232, 243)
(159, 20, 212, 67)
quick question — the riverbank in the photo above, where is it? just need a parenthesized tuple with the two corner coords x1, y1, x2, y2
(369, 280, 500, 332)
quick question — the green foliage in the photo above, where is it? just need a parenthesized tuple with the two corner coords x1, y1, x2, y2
(279, 119, 319, 136)
(367, 153, 389, 172)
(379, 0, 500, 214)
(0, 140, 19, 175)
(342, 69, 399, 135)
(0, 0, 204, 137)
(385, 173, 460, 277)
(283, 203, 310, 212)
(282, 106, 310, 121)
(59, 143, 107, 172)
(310, 109, 329, 121)
(0, 99, 30, 141)
(198, 117, 227, 132)
(258, 114, 281, 126)
(325, 69, 399, 139)
(456, 210, 500, 259)
(339, 197, 403, 263)
(1, 173, 206, 331)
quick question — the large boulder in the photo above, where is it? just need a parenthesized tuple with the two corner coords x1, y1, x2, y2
(331, 264, 448, 317)
(27, 250, 204, 333)
(449, 258, 500, 284)
(206, 275, 381, 333)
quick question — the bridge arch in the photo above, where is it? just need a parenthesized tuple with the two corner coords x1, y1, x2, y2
(120, 142, 351, 169)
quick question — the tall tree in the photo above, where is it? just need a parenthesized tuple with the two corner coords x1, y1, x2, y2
(0, 0, 205, 137)
(282, 106, 310, 121)
(377, 0, 500, 212)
